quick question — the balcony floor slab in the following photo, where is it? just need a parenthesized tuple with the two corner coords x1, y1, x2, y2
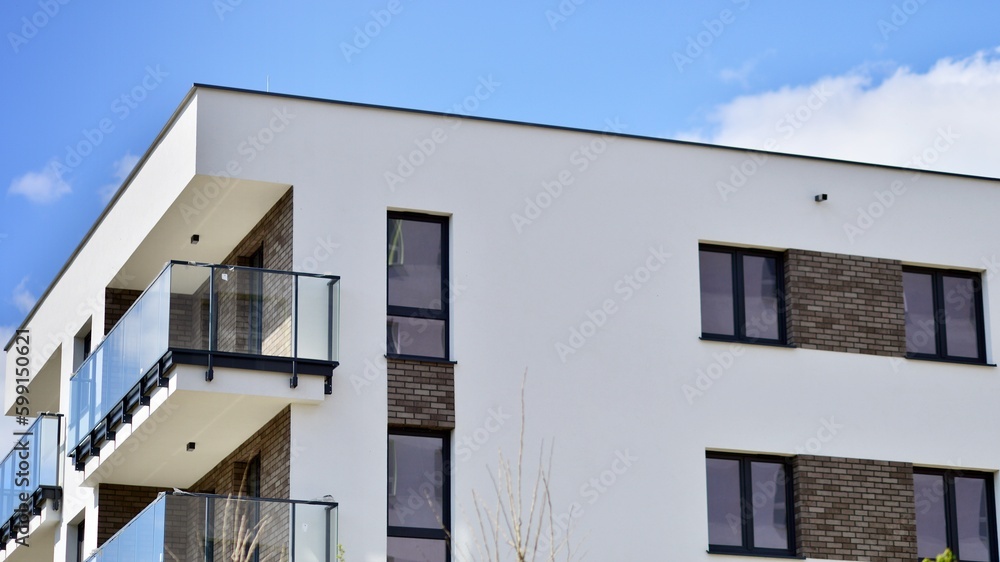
(80, 363, 325, 488)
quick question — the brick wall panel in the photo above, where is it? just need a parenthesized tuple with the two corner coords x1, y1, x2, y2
(794, 455, 917, 561)
(388, 359, 455, 429)
(104, 288, 142, 335)
(785, 250, 906, 356)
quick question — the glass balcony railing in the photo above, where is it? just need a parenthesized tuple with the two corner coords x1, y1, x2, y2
(0, 414, 61, 547)
(69, 261, 340, 462)
(85, 492, 339, 562)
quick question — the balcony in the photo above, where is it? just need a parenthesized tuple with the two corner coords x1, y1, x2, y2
(86, 492, 338, 562)
(0, 414, 61, 552)
(69, 262, 340, 485)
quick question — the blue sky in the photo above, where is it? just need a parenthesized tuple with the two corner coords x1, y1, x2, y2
(2, 0, 1000, 372)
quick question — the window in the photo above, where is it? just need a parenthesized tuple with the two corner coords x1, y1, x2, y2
(387, 213, 450, 359)
(914, 469, 998, 561)
(903, 267, 986, 363)
(699, 245, 785, 344)
(706, 453, 794, 556)
(388, 432, 450, 562)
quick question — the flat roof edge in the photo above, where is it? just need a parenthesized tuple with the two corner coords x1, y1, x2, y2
(192, 83, 1000, 184)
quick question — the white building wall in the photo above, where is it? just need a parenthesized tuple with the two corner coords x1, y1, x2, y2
(190, 88, 1000, 560)
(6, 86, 998, 560)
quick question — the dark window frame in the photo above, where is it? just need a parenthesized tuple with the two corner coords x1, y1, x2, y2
(699, 245, 787, 345)
(903, 266, 987, 364)
(914, 467, 999, 562)
(387, 212, 451, 360)
(387, 429, 451, 562)
(706, 452, 796, 557)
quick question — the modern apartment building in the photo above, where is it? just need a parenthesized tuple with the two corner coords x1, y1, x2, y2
(4, 84, 1000, 562)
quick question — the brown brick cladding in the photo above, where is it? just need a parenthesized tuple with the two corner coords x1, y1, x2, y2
(794, 455, 917, 561)
(104, 288, 142, 335)
(97, 484, 169, 545)
(102, 189, 292, 353)
(388, 359, 455, 429)
(190, 406, 292, 561)
(191, 405, 291, 499)
(785, 249, 906, 356)
(214, 188, 294, 356)
(96, 407, 291, 549)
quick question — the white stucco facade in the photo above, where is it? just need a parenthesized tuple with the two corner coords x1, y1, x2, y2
(4, 85, 1000, 561)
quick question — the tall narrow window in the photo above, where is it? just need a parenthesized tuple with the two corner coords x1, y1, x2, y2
(914, 469, 998, 561)
(387, 213, 449, 359)
(388, 432, 449, 562)
(706, 453, 794, 556)
(903, 267, 985, 363)
(699, 245, 785, 344)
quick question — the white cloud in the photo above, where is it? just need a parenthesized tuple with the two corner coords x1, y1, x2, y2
(681, 48, 1000, 178)
(7, 161, 71, 204)
(98, 152, 140, 203)
(12, 277, 36, 314)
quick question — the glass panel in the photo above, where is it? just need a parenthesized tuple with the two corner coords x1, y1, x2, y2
(904, 271, 937, 354)
(388, 219, 444, 310)
(700, 251, 735, 336)
(388, 434, 446, 529)
(85, 494, 165, 562)
(943, 275, 980, 359)
(742, 255, 780, 341)
(293, 503, 332, 562)
(260, 272, 294, 357)
(706, 457, 743, 547)
(297, 276, 336, 361)
(387, 316, 446, 358)
(70, 266, 171, 451)
(955, 476, 992, 561)
(214, 268, 296, 357)
(915, 473, 948, 558)
(91, 495, 334, 562)
(750, 461, 788, 550)
(36, 415, 59, 487)
(387, 537, 447, 562)
(0, 444, 14, 525)
(169, 263, 212, 351)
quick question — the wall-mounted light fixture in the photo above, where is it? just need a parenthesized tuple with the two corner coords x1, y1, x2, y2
(186, 442, 196, 451)
(190, 234, 200, 244)
(814, 194, 828, 202)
